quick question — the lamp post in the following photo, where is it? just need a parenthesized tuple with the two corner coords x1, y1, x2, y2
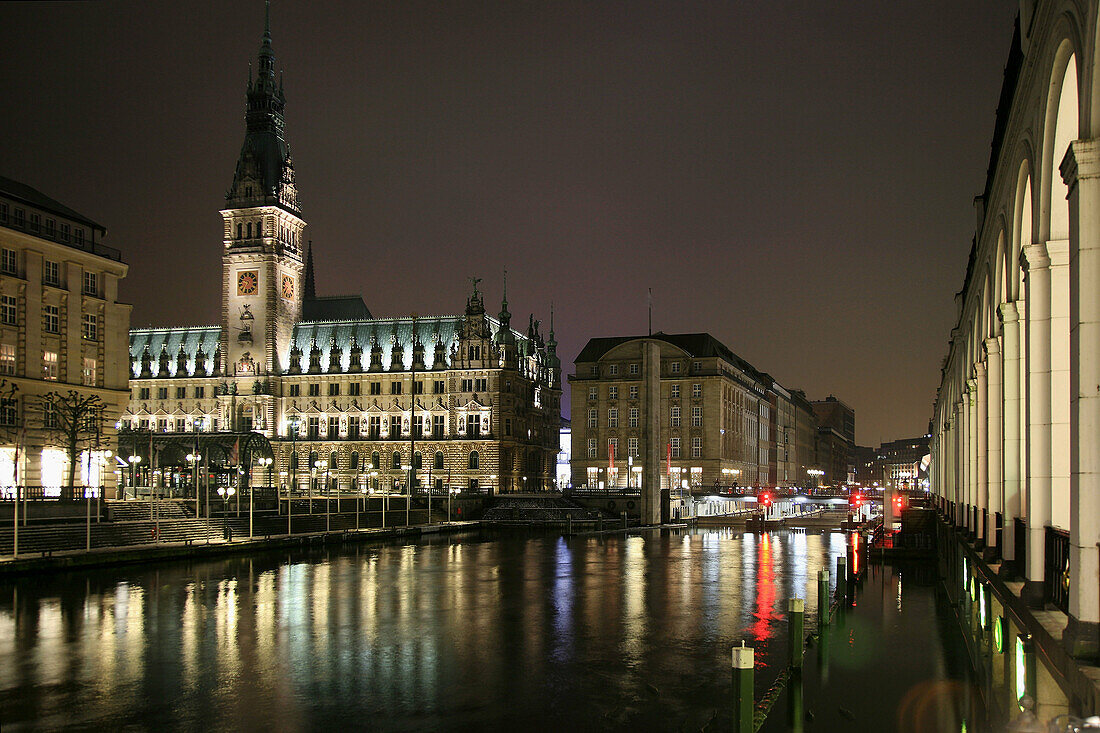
(315, 459, 329, 532)
(403, 463, 412, 526)
(807, 468, 824, 494)
(187, 451, 201, 520)
(127, 454, 141, 500)
(255, 456, 272, 539)
(287, 415, 300, 524)
(371, 471, 381, 528)
(490, 474, 497, 496)
(217, 485, 235, 542)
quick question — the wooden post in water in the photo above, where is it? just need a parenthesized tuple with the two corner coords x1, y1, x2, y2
(818, 569, 830, 627)
(732, 642, 754, 733)
(788, 597, 804, 668)
(835, 556, 847, 601)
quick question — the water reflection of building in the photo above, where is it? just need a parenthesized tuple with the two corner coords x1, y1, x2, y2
(121, 7, 560, 495)
(0, 176, 129, 493)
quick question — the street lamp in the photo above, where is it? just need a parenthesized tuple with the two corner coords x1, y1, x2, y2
(371, 470, 382, 528)
(127, 454, 141, 499)
(187, 451, 202, 519)
(315, 459, 329, 532)
(403, 464, 412, 526)
(490, 474, 497, 495)
(216, 485, 236, 541)
(255, 456, 272, 538)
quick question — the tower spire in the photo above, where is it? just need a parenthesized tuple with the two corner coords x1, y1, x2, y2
(499, 267, 510, 324)
(304, 240, 316, 300)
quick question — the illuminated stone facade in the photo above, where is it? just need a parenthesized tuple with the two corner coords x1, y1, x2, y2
(123, 9, 560, 494)
(0, 176, 130, 492)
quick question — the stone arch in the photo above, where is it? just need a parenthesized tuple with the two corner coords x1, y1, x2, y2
(1010, 156, 1034, 302)
(1040, 37, 1079, 242)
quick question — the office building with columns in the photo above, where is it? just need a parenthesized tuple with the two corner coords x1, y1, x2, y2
(123, 7, 560, 496)
(931, 2, 1100, 659)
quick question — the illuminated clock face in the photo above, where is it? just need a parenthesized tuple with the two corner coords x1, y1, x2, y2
(282, 274, 295, 299)
(237, 271, 258, 296)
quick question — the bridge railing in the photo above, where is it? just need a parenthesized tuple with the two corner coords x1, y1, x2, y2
(0, 486, 108, 501)
(1045, 526, 1071, 614)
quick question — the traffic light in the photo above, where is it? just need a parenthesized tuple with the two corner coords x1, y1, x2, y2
(849, 493, 863, 509)
(759, 492, 773, 508)
(893, 495, 906, 512)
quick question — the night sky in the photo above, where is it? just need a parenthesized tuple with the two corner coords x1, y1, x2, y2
(0, 1, 1018, 445)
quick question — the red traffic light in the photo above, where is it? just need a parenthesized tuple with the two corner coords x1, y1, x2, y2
(758, 492, 773, 507)
(849, 493, 863, 507)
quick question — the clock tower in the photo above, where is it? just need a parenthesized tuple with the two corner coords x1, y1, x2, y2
(220, 0, 305, 381)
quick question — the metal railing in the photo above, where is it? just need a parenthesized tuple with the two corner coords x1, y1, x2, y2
(0, 486, 107, 501)
(1014, 517, 1027, 576)
(1045, 525, 1071, 614)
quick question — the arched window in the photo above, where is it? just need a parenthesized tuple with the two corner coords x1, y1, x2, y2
(413, 451, 422, 469)
(329, 450, 338, 469)
(371, 451, 380, 469)
(246, 222, 253, 238)
(309, 450, 318, 468)
(350, 451, 359, 470)
(236, 223, 242, 239)
(392, 451, 401, 469)
(256, 220, 263, 237)
(468, 451, 479, 470)
(434, 451, 444, 470)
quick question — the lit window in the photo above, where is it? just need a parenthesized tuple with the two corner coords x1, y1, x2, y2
(82, 357, 96, 386)
(43, 351, 58, 380)
(0, 344, 13, 375)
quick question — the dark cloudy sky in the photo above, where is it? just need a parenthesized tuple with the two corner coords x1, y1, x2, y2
(0, 1, 1018, 445)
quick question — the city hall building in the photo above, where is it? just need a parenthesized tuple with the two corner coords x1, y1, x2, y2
(123, 10, 560, 495)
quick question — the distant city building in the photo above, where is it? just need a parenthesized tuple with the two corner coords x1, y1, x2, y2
(122, 10, 560, 495)
(811, 395, 855, 485)
(852, 444, 877, 487)
(557, 419, 571, 489)
(0, 175, 130, 492)
(875, 436, 929, 490)
(569, 332, 817, 494)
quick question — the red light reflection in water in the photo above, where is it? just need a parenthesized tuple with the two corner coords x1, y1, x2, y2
(750, 533, 779, 665)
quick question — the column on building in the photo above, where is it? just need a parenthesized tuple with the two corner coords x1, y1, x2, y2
(1001, 301, 1022, 563)
(976, 360, 989, 544)
(985, 337, 1003, 555)
(967, 377, 978, 533)
(1061, 139, 1100, 655)
(1023, 240, 1053, 598)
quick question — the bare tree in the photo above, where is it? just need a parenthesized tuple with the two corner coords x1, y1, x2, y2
(34, 390, 106, 500)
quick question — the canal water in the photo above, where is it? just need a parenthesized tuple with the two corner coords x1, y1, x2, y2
(0, 528, 981, 731)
